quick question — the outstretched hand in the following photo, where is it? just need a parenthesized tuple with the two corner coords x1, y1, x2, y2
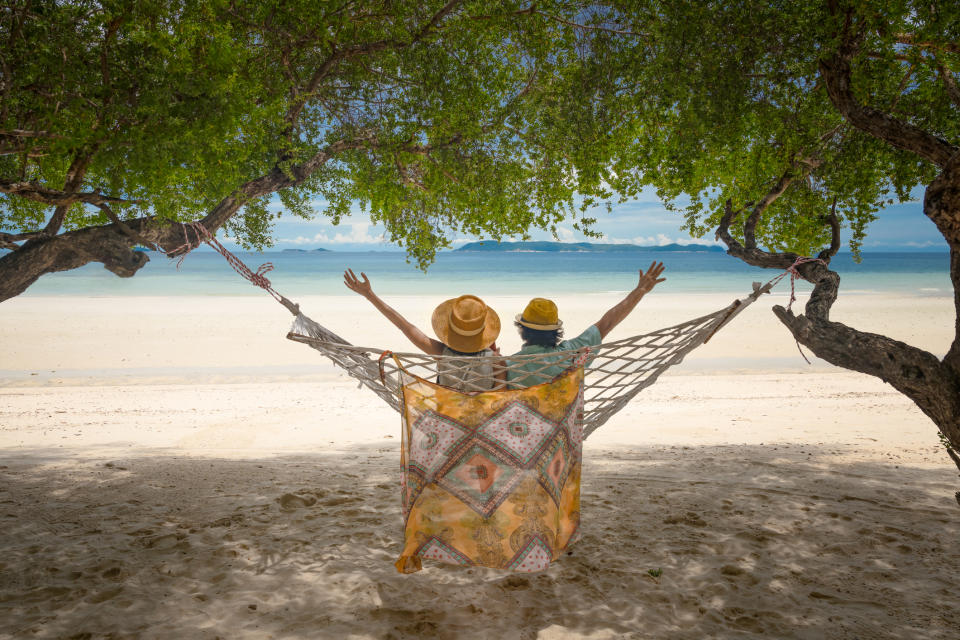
(636, 261, 666, 294)
(343, 269, 373, 298)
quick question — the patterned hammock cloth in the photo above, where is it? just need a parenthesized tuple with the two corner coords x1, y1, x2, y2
(392, 354, 587, 573)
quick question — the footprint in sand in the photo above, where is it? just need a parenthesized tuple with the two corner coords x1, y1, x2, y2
(141, 533, 187, 550)
(278, 493, 317, 510)
(85, 586, 124, 604)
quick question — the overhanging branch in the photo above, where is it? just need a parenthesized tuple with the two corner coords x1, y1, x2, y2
(0, 180, 139, 208)
(285, 0, 464, 127)
(0, 135, 379, 303)
(818, 36, 958, 168)
(716, 177, 960, 459)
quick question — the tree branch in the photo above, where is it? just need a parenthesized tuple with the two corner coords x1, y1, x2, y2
(818, 197, 841, 260)
(285, 0, 463, 127)
(41, 151, 96, 236)
(0, 129, 63, 139)
(717, 177, 960, 460)
(818, 40, 958, 168)
(0, 144, 48, 157)
(744, 165, 807, 249)
(0, 180, 138, 207)
(894, 34, 960, 55)
(923, 154, 960, 371)
(936, 62, 960, 109)
(0, 136, 375, 300)
(96, 202, 158, 250)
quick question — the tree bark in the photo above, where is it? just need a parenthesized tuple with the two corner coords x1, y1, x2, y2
(0, 139, 365, 302)
(717, 179, 960, 471)
(799, 25, 960, 465)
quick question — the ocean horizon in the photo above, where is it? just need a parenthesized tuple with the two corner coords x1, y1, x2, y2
(6, 249, 951, 299)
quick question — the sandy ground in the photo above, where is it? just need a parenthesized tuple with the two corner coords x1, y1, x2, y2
(1, 292, 959, 639)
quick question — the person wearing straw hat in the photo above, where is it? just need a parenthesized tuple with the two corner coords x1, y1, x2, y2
(343, 269, 505, 391)
(508, 261, 666, 388)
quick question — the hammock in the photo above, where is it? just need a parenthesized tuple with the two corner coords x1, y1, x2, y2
(175, 221, 779, 438)
(286, 280, 773, 438)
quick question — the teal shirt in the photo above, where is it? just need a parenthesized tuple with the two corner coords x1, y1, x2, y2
(507, 325, 602, 389)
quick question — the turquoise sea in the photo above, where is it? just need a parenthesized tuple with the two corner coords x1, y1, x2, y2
(12, 250, 952, 298)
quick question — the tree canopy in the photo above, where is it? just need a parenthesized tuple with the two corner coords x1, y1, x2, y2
(579, 1, 958, 258)
(1, 0, 616, 292)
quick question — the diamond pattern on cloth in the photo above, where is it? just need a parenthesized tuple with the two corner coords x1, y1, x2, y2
(437, 444, 521, 518)
(536, 433, 573, 507)
(416, 536, 471, 566)
(395, 359, 584, 574)
(409, 411, 472, 478)
(477, 401, 558, 466)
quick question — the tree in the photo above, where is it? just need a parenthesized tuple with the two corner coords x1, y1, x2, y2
(590, 0, 960, 475)
(0, 0, 612, 299)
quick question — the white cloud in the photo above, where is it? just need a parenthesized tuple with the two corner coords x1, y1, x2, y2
(555, 226, 575, 242)
(601, 233, 719, 247)
(281, 221, 385, 246)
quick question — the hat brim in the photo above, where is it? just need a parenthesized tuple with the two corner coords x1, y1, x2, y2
(515, 314, 563, 331)
(432, 298, 501, 353)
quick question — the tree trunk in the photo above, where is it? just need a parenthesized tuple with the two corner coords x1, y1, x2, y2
(715, 165, 960, 478)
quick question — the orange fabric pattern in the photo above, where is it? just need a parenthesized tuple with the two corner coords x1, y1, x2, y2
(395, 363, 584, 573)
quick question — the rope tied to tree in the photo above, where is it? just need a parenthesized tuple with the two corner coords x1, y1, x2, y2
(763, 255, 828, 313)
(760, 255, 828, 364)
(170, 221, 300, 314)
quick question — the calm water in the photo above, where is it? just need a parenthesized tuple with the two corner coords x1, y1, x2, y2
(12, 250, 952, 298)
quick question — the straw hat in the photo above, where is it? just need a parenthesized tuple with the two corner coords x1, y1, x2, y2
(516, 298, 563, 330)
(431, 295, 501, 353)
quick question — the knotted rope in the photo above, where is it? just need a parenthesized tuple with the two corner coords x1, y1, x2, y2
(169, 222, 300, 315)
(764, 256, 827, 313)
(761, 255, 828, 363)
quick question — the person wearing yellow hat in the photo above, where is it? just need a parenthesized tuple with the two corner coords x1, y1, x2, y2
(508, 261, 666, 388)
(343, 269, 504, 390)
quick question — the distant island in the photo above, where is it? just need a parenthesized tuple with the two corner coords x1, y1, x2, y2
(281, 248, 330, 253)
(456, 241, 724, 253)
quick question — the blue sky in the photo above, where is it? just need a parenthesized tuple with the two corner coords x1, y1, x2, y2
(253, 185, 948, 252)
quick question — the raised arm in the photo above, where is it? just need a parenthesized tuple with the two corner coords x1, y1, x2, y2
(343, 269, 445, 355)
(594, 262, 666, 339)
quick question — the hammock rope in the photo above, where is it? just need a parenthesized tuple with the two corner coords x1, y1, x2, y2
(178, 220, 780, 438)
(286, 281, 771, 438)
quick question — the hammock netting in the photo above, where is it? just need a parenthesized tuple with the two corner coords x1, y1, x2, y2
(286, 281, 772, 439)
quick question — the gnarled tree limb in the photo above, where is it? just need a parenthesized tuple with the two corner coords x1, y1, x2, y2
(0, 137, 373, 301)
(717, 180, 960, 470)
(936, 62, 960, 108)
(818, 37, 958, 168)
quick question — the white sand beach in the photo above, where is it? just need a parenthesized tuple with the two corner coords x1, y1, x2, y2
(1, 292, 959, 638)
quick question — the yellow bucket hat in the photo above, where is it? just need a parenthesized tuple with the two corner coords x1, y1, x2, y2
(516, 298, 563, 330)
